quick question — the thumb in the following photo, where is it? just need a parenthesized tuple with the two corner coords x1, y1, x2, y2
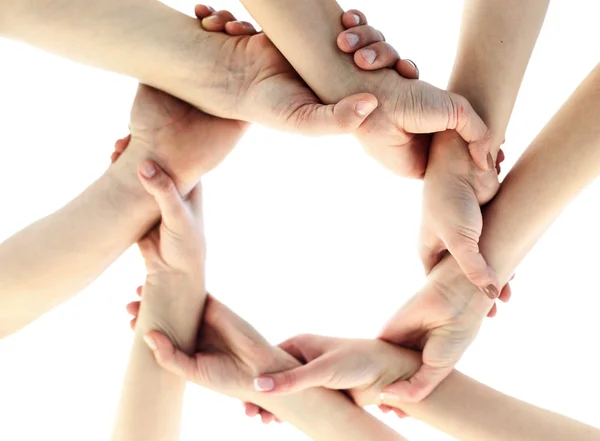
(444, 231, 500, 299)
(253, 357, 333, 395)
(137, 160, 190, 234)
(287, 93, 378, 135)
(446, 92, 494, 171)
(143, 331, 198, 380)
(380, 364, 453, 404)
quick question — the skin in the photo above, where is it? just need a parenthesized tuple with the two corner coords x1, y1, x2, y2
(251, 335, 600, 441)
(112, 161, 207, 441)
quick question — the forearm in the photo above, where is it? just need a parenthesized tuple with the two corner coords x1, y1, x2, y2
(240, 0, 374, 103)
(399, 370, 600, 441)
(0, 0, 236, 117)
(448, 0, 549, 149)
(111, 293, 204, 441)
(0, 144, 158, 337)
(478, 63, 600, 284)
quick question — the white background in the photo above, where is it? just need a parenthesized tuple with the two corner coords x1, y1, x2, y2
(1, 0, 599, 440)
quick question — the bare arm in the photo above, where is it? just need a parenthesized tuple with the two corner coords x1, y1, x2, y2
(448, 0, 550, 149)
(479, 62, 600, 284)
(0, 143, 157, 337)
(398, 370, 600, 441)
(0, 86, 246, 339)
(111, 163, 207, 441)
(0, 0, 237, 118)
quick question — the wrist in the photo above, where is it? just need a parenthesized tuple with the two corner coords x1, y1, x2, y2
(139, 280, 206, 354)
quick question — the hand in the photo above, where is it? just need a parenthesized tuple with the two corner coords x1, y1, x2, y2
(127, 290, 299, 412)
(378, 257, 511, 404)
(123, 82, 247, 193)
(335, 10, 494, 177)
(251, 334, 421, 408)
(420, 131, 506, 297)
(195, 5, 378, 135)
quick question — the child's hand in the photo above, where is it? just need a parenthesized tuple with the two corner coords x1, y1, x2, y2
(252, 334, 421, 408)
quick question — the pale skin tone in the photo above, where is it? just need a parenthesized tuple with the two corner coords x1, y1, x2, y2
(245, 334, 600, 441)
(255, 62, 600, 406)
(239, 0, 549, 301)
(0, 0, 379, 134)
(0, 8, 388, 339)
(112, 160, 207, 441)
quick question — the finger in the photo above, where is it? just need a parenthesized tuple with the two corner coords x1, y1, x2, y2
(498, 282, 512, 303)
(287, 93, 378, 135)
(136, 285, 143, 297)
(126, 301, 141, 316)
(381, 364, 454, 404)
(138, 160, 190, 234)
(379, 404, 392, 414)
(244, 402, 261, 418)
(201, 10, 236, 32)
(110, 151, 121, 164)
(337, 26, 386, 54)
(341, 9, 367, 28)
(224, 21, 258, 36)
(393, 408, 409, 418)
(447, 93, 494, 171)
(487, 303, 498, 318)
(260, 411, 275, 424)
(497, 148, 505, 165)
(129, 317, 137, 330)
(194, 5, 216, 20)
(143, 331, 199, 380)
(253, 358, 334, 394)
(354, 43, 401, 71)
(445, 233, 500, 299)
(114, 134, 131, 153)
(395, 59, 419, 80)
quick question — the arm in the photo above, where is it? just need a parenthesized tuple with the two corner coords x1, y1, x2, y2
(418, 0, 549, 294)
(479, 62, 600, 284)
(448, 0, 550, 150)
(0, 85, 246, 338)
(240, 0, 494, 177)
(398, 370, 600, 441)
(253, 336, 599, 441)
(111, 161, 207, 441)
(0, 0, 237, 119)
(380, 63, 600, 401)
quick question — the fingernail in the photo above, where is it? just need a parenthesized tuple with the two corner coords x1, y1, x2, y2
(254, 377, 275, 392)
(205, 6, 215, 12)
(482, 285, 499, 299)
(344, 33, 359, 48)
(380, 392, 399, 403)
(206, 15, 220, 23)
(405, 59, 419, 77)
(351, 13, 361, 25)
(487, 153, 495, 170)
(140, 161, 157, 179)
(355, 101, 377, 117)
(143, 335, 157, 351)
(360, 49, 377, 65)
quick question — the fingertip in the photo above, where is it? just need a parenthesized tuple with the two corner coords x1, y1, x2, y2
(342, 9, 366, 27)
(201, 15, 225, 32)
(136, 285, 143, 297)
(355, 99, 378, 118)
(396, 59, 420, 79)
(138, 159, 158, 180)
(253, 377, 275, 392)
(194, 5, 214, 19)
(225, 20, 257, 36)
